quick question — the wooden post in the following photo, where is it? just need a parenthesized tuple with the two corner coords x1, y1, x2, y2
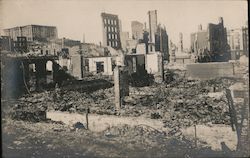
(114, 66, 121, 112)
(86, 106, 89, 130)
(225, 88, 241, 150)
(194, 124, 197, 148)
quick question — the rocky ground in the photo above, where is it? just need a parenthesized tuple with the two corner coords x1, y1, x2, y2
(6, 76, 237, 127)
(2, 65, 249, 157)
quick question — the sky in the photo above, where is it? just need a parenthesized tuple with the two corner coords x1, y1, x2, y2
(0, 0, 248, 49)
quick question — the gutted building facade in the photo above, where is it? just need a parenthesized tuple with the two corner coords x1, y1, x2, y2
(131, 21, 144, 40)
(155, 25, 169, 61)
(4, 25, 58, 42)
(190, 17, 230, 62)
(148, 10, 157, 43)
(101, 13, 121, 50)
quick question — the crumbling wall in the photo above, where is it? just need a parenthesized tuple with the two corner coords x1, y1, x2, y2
(146, 52, 164, 83)
(186, 62, 234, 80)
(70, 55, 81, 79)
(88, 57, 113, 75)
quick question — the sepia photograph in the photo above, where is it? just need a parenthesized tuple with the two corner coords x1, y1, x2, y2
(0, 0, 249, 157)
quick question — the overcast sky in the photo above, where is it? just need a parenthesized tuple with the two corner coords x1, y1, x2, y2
(0, 0, 248, 49)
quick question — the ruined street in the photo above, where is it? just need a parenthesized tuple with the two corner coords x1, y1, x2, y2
(1, 1, 249, 157)
(2, 60, 249, 157)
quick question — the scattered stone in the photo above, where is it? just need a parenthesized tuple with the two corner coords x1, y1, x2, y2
(73, 122, 85, 130)
(151, 112, 162, 119)
(13, 141, 22, 145)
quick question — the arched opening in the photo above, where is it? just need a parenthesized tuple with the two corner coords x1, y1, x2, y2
(46, 61, 53, 83)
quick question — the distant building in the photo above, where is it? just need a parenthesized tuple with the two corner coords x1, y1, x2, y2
(142, 31, 149, 53)
(207, 17, 229, 60)
(13, 36, 28, 53)
(175, 33, 193, 64)
(190, 24, 209, 56)
(190, 17, 229, 62)
(148, 10, 157, 43)
(120, 32, 129, 51)
(178, 33, 183, 52)
(101, 13, 121, 50)
(50, 38, 81, 49)
(4, 25, 58, 42)
(126, 39, 138, 54)
(242, 26, 249, 57)
(0, 36, 14, 51)
(169, 41, 176, 63)
(155, 25, 169, 60)
(227, 29, 244, 60)
(131, 21, 144, 40)
(227, 26, 249, 59)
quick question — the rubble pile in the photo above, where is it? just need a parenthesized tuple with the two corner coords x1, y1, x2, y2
(103, 124, 169, 147)
(9, 74, 238, 127)
(163, 78, 236, 127)
(104, 124, 166, 138)
(49, 88, 115, 114)
(102, 124, 196, 156)
(10, 92, 51, 122)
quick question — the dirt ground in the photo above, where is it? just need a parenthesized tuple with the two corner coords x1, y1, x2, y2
(2, 118, 246, 158)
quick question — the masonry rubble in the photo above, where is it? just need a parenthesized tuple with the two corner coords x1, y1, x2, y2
(8, 69, 237, 129)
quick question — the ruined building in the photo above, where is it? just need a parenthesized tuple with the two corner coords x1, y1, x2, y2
(120, 32, 129, 51)
(13, 37, 28, 53)
(169, 41, 176, 63)
(101, 13, 121, 50)
(190, 17, 229, 62)
(208, 17, 229, 60)
(174, 33, 193, 64)
(155, 25, 169, 60)
(142, 31, 149, 53)
(148, 10, 157, 43)
(131, 21, 144, 40)
(178, 33, 184, 52)
(0, 36, 14, 51)
(242, 26, 249, 57)
(227, 24, 249, 59)
(227, 29, 244, 60)
(4, 25, 58, 42)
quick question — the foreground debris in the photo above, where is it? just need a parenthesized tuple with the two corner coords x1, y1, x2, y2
(2, 119, 246, 158)
(7, 75, 238, 129)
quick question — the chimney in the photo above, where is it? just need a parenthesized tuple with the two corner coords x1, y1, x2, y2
(218, 17, 223, 24)
(62, 37, 65, 48)
(198, 24, 202, 31)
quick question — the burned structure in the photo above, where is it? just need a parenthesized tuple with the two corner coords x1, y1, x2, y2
(1, 4, 249, 157)
(4, 25, 58, 42)
(101, 13, 121, 50)
(148, 10, 158, 43)
(191, 17, 230, 62)
(1, 55, 60, 98)
(155, 25, 169, 60)
(0, 36, 14, 51)
(227, 25, 249, 59)
(131, 21, 144, 40)
(242, 26, 249, 57)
